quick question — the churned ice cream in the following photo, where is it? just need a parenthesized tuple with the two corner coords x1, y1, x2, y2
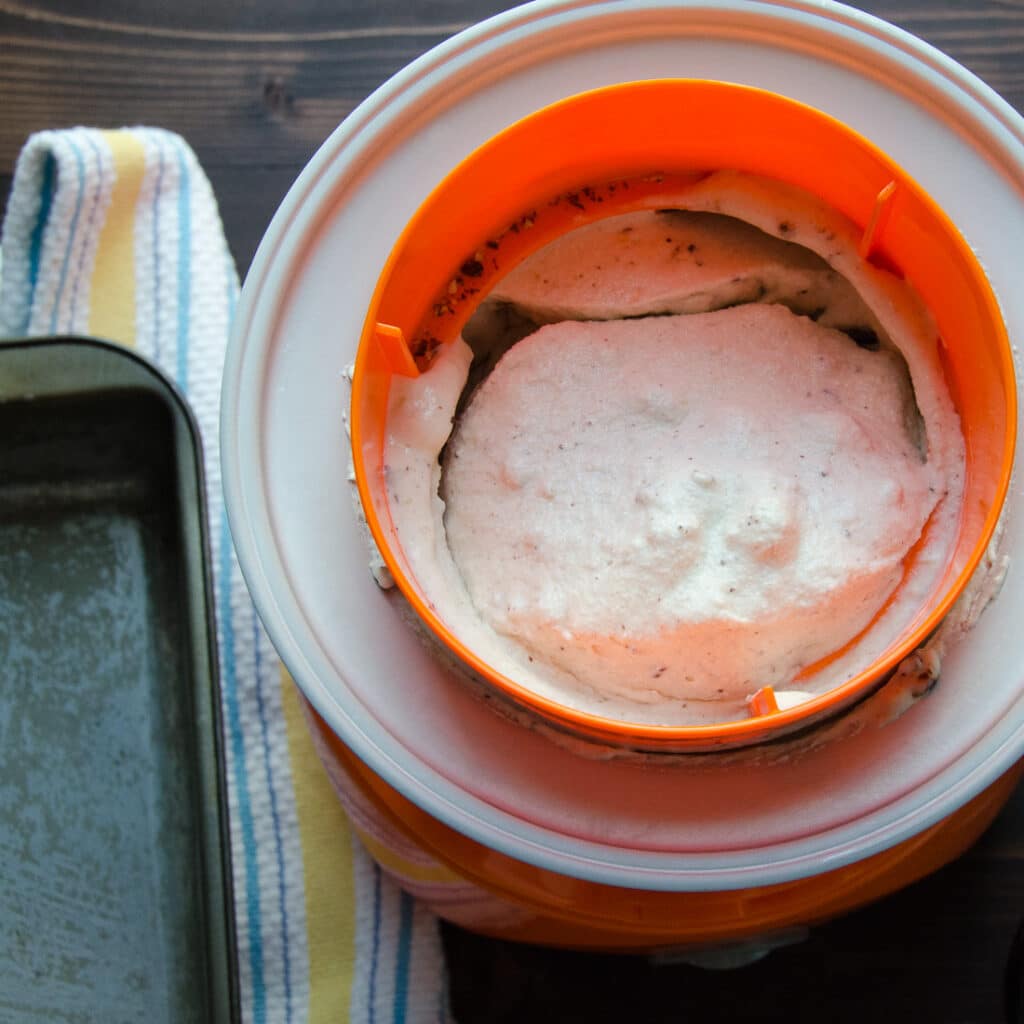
(381, 171, 965, 725)
(442, 303, 938, 700)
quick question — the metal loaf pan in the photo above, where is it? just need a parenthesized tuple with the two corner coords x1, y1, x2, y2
(0, 337, 238, 1023)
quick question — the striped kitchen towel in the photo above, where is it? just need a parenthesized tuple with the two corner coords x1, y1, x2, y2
(0, 127, 451, 1024)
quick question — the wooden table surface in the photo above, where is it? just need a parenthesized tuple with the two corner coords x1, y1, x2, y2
(2, 1, 1022, 1021)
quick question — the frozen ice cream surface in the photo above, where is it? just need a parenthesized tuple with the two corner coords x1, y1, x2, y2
(441, 304, 941, 701)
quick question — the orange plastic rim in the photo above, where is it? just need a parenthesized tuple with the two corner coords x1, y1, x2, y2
(310, 702, 1024, 947)
(351, 80, 1016, 751)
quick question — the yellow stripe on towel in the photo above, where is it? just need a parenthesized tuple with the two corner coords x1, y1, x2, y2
(349, 824, 465, 885)
(280, 668, 357, 1022)
(87, 131, 146, 346)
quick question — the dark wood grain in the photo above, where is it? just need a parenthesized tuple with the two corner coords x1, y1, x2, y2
(0, 0, 511, 269)
(4, 0, 1024, 270)
(2, 2, 1022, 1021)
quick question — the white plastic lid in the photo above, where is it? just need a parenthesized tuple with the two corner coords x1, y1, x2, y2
(223, 0, 1024, 890)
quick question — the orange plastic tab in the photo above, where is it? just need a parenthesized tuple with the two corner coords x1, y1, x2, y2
(373, 322, 418, 378)
(859, 180, 898, 261)
(749, 687, 781, 717)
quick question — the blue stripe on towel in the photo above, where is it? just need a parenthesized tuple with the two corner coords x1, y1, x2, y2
(48, 137, 86, 334)
(68, 132, 105, 330)
(369, 863, 383, 1024)
(220, 507, 267, 1024)
(438, 974, 449, 1024)
(173, 138, 192, 388)
(393, 890, 414, 1024)
(25, 152, 56, 334)
(252, 617, 294, 1022)
(219, 280, 265, 1021)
